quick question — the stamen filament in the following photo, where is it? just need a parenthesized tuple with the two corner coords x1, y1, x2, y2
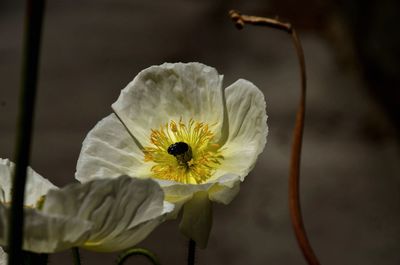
(144, 119, 223, 184)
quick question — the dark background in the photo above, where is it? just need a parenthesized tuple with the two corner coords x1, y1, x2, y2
(1, 0, 399, 264)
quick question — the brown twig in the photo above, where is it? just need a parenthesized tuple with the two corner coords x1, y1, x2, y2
(229, 10, 321, 265)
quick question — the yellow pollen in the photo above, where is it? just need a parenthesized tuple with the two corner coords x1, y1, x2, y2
(143, 119, 223, 184)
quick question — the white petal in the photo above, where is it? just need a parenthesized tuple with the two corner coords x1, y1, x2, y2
(0, 159, 13, 203)
(219, 79, 268, 180)
(159, 180, 213, 203)
(0, 247, 7, 265)
(207, 174, 241, 204)
(75, 114, 152, 183)
(0, 204, 93, 253)
(111, 62, 225, 146)
(42, 176, 172, 252)
(82, 219, 163, 252)
(154, 173, 240, 207)
(163, 175, 240, 248)
(179, 191, 212, 249)
(0, 158, 57, 206)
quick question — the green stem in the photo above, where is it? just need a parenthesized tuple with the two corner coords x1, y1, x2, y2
(72, 248, 81, 265)
(8, 1, 46, 265)
(116, 248, 160, 265)
(187, 239, 196, 265)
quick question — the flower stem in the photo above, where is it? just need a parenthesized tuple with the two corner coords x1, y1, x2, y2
(8, 1, 46, 265)
(187, 239, 196, 265)
(72, 248, 81, 265)
(229, 10, 321, 265)
(116, 248, 160, 265)
(22, 251, 48, 265)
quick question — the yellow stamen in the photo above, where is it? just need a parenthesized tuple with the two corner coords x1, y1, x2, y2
(144, 119, 223, 184)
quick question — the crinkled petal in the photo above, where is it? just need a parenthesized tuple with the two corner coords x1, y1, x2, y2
(75, 114, 151, 183)
(83, 201, 173, 252)
(155, 173, 240, 207)
(0, 158, 57, 206)
(207, 174, 241, 204)
(0, 247, 6, 265)
(179, 191, 212, 248)
(159, 180, 213, 203)
(0, 204, 93, 253)
(173, 174, 241, 248)
(218, 79, 268, 180)
(111, 62, 225, 146)
(42, 176, 173, 252)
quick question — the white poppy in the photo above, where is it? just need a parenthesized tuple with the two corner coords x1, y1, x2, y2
(76, 62, 268, 248)
(0, 159, 173, 253)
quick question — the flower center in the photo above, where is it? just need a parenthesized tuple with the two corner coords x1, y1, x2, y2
(143, 119, 223, 184)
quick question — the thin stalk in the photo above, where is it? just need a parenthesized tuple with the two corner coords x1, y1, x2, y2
(116, 248, 160, 265)
(229, 10, 321, 265)
(187, 239, 196, 265)
(22, 251, 48, 265)
(72, 248, 81, 265)
(7, 1, 46, 265)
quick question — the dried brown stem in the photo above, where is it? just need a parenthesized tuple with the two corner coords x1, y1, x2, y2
(229, 10, 320, 265)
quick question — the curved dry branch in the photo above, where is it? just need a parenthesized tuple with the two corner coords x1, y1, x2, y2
(229, 10, 321, 265)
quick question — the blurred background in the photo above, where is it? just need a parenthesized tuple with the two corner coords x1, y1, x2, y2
(1, 0, 399, 264)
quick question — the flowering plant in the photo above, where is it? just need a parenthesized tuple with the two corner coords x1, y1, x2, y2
(76, 62, 268, 247)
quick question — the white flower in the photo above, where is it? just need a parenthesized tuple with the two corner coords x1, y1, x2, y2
(76, 62, 268, 248)
(0, 158, 173, 253)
